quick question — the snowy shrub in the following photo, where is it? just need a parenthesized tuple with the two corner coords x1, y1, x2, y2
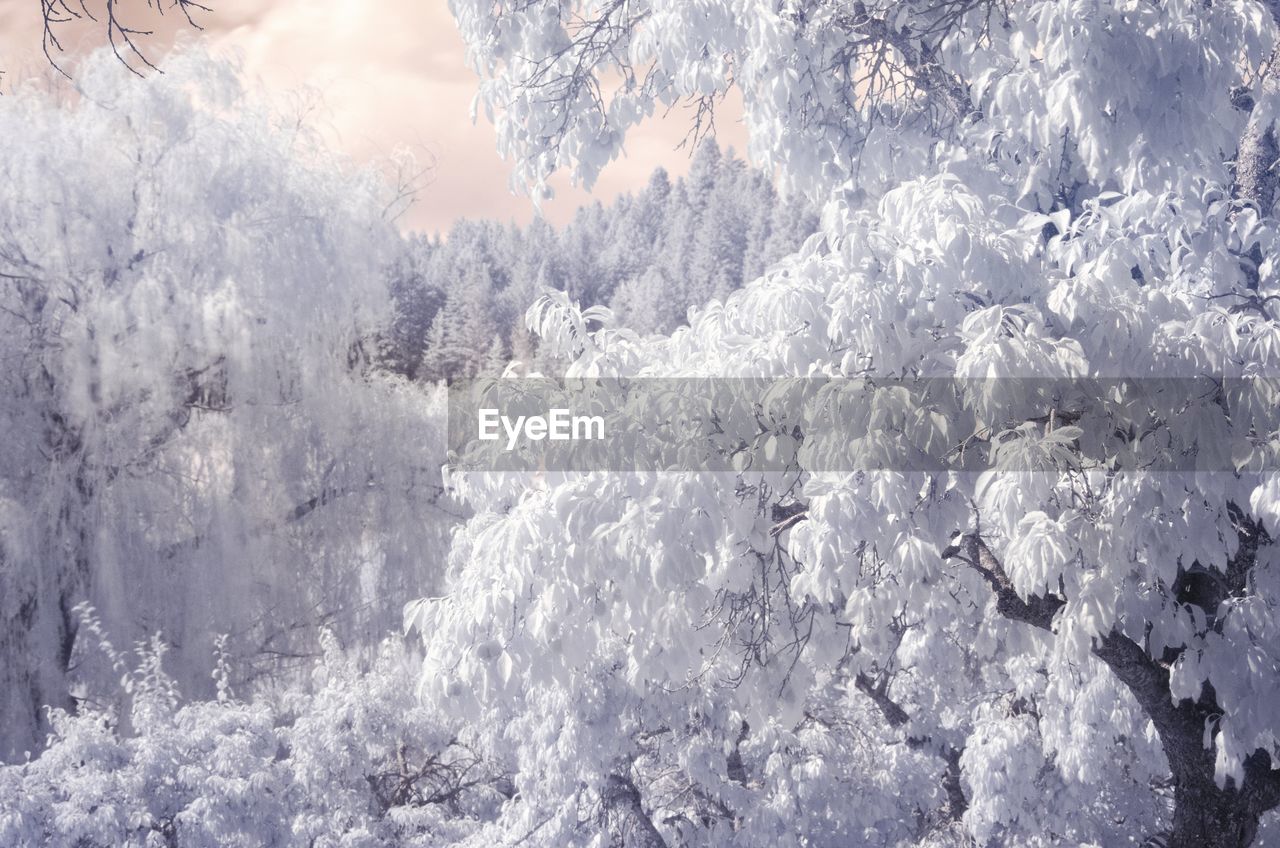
(0, 626, 505, 848)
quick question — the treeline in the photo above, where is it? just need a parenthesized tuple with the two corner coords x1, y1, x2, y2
(381, 140, 819, 382)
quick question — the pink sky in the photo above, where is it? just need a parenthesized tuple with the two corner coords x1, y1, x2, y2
(0, 0, 747, 234)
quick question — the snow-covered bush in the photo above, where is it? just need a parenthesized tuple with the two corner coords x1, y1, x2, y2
(0, 626, 505, 848)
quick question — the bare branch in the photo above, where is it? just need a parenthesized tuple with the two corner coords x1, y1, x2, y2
(39, 0, 213, 77)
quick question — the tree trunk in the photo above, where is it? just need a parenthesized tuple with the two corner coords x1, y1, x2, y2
(1235, 66, 1280, 220)
(854, 671, 968, 825)
(1170, 772, 1261, 848)
(1164, 746, 1280, 848)
(945, 533, 1280, 848)
(602, 773, 668, 848)
(0, 510, 85, 762)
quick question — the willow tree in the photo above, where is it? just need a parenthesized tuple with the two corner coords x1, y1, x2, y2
(0, 51, 450, 761)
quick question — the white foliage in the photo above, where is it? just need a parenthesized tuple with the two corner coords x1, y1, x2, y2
(420, 0, 1280, 844)
(0, 50, 453, 759)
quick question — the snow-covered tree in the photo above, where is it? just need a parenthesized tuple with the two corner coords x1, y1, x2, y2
(0, 51, 452, 761)
(608, 267, 677, 336)
(380, 147, 813, 378)
(416, 1, 1280, 846)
